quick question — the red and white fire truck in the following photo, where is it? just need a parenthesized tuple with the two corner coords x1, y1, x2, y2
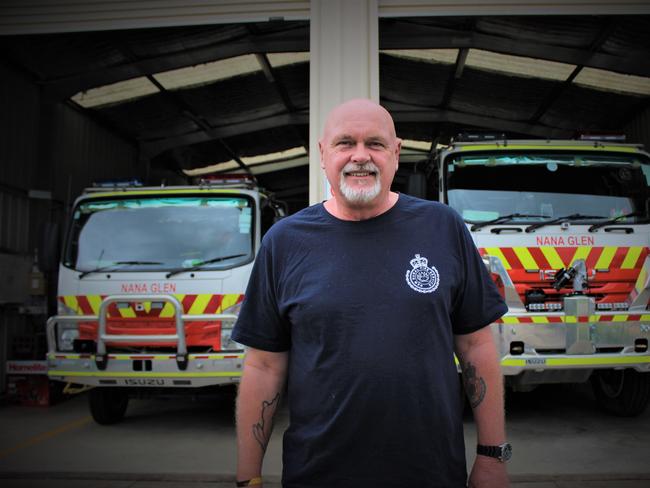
(432, 136, 650, 416)
(46, 176, 284, 424)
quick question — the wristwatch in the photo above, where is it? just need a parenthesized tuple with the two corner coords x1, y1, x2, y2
(476, 442, 512, 462)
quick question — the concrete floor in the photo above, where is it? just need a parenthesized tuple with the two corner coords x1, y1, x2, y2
(0, 382, 649, 487)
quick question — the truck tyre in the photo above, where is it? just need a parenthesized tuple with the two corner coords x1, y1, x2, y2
(89, 387, 129, 425)
(591, 369, 650, 417)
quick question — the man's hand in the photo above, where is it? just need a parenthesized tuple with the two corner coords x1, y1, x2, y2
(468, 455, 510, 488)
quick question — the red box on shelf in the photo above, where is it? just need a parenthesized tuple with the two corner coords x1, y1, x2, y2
(6, 361, 58, 407)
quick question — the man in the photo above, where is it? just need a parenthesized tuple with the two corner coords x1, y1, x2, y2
(232, 99, 510, 488)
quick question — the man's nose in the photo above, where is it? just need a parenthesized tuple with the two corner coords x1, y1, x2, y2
(351, 142, 370, 162)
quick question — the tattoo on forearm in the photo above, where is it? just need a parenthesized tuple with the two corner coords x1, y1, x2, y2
(252, 392, 280, 452)
(462, 361, 486, 409)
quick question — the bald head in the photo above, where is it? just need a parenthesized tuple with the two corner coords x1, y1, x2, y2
(321, 99, 397, 143)
(318, 98, 402, 220)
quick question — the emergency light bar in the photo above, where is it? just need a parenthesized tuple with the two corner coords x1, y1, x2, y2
(454, 131, 508, 143)
(196, 173, 257, 186)
(577, 133, 626, 142)
(92, 178, 143, 188)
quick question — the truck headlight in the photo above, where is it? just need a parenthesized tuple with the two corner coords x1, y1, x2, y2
(220, 302, 243, 351)
(57, 323, 79, 351)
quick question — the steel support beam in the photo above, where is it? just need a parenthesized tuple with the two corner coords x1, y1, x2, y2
(309, 0, 380, 205)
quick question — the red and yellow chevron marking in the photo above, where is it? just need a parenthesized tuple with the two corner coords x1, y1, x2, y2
(479, 246, 647, 271)
(58, 294, 244, 318)
(496, 314, 650, 324)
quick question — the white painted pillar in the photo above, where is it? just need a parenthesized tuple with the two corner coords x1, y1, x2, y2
(309, 0, 380, 205)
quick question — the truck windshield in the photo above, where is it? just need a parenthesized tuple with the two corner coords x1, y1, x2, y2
(64, 196, 254, 272)
(445, 152, 650, 224)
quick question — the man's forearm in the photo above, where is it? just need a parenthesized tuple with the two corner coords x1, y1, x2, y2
(456, 329, 506, 445)
(235, 349, 288, 481)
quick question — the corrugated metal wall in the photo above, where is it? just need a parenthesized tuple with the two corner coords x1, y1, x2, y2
(51, 104, 140, 206)
(0, 61, 137, 397)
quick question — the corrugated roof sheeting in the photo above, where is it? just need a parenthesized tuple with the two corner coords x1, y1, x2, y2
(227, 125, 306, 159)
(575, 68, 650, 96)
(99, 94, 198, 140)
(380, 53, 452, 107)
(393, 121, 439, 142)
(180, 72, 285, 124)
(600, 18, 650, 57)
(541, 86, 646, 131)
(2, 15, 650, 206)
(475, 16, 607, 48)
(269, 62, 310, 109)
(450, 67, 557, 121)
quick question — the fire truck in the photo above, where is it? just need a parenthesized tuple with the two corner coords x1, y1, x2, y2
(46, 176, 285, 424)
(432, 136, 650, 416)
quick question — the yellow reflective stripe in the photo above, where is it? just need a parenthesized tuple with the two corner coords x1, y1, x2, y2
(219, 294, 239, 313)
(595, 247, 617, 269)
(622, 246, 643, 269)
(457, 144, 639, 153)
(531, 316, 549, 324)
(159, 302, 175, 318)
(612, 315, 627, 322)
(589, 315, 599, 322)
(546, 356, 650, 366)
(501, 359, 526, 366)
(513, 247, 537, 270)
(540, 247, 564, 269)
(502, 356, 650, 367)
(120, 307, 136, 318)
(87, 295, 101, 315)
(642, 315, 650, 321)
(565, 316, 578, 323)
(636, 267, 648, 294)
(571, 246, 592, 266)
(189, 294, 211, 315)
(48, 371, 242, 378)
(64, 296, 79, 313)
(501, 316, 519, 324)
(485, 247, 511, 270)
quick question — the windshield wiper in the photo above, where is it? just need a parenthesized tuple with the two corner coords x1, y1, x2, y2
(524, 214, 607, 233)
(165, 254, 248, 278)
(78, 261, 163, 279)
(587, 211, 645, 232)
(469, 213, 547, 231)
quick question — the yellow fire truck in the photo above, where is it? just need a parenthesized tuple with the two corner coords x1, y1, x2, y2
(432, 136, 650, 416)
(46, 176, 284, 424)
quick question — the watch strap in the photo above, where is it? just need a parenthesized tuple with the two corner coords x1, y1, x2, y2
(477, 442, 512, 462)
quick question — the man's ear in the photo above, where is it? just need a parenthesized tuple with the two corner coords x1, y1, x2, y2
(319, 140, 325, 169)
(394, 138, 402, 170)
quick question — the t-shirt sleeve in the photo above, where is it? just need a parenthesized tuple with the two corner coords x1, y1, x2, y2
(231, 240, 291, 351)
(450, 212, 508, 335)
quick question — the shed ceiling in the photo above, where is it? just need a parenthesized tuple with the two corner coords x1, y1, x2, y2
(1, 15, 649, 209)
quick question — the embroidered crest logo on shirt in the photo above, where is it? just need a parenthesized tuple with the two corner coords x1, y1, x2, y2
(405, 254, 440, 294)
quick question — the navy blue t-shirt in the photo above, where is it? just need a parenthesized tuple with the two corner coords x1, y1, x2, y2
(232, 194, 507, 488)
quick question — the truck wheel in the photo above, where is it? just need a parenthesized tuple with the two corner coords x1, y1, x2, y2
(591, 369, 650, 417)
(88, 387, 129, 425)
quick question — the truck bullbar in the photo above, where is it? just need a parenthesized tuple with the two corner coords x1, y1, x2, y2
(46, 294, 243, 388)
